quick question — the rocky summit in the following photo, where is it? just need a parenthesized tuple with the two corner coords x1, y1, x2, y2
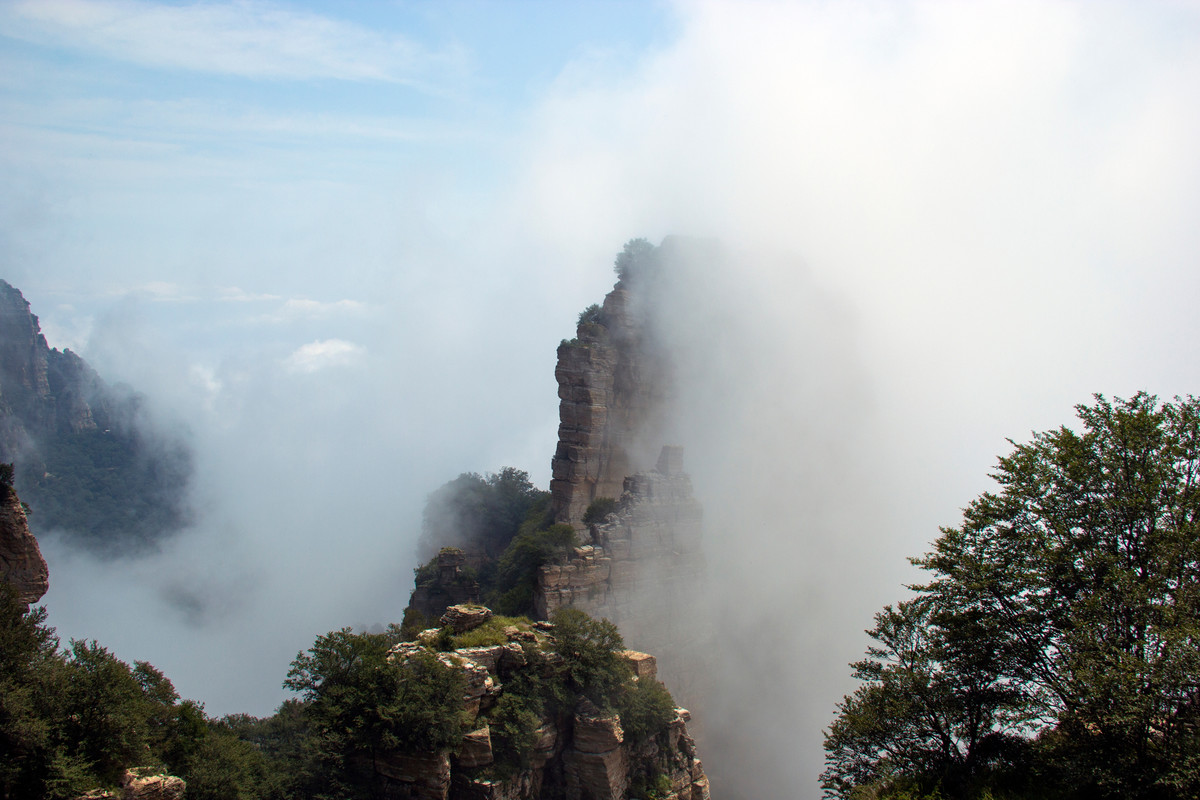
(381, 607, 710, 800)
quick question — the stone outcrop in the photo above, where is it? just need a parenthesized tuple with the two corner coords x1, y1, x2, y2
(0, 279, 109, 451)
(442, 603, 493, 633)
(536, 447, 709, 699)
(541, 243, 714, 706)
(380, 608, 709, 800)
(550, 276, 672, 529)
(72, 769, 186, 800)
(409, 548, 483, 621)
(0, 484, 47, 608)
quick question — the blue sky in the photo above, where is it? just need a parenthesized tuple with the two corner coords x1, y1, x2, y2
(4, 2, 1200, 796)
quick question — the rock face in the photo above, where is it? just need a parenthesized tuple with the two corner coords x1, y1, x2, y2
(380, 610, 709, 800)
(0, 279, 192, 552)
(71, 769, 186, 800)
(0, 280, 107, 452)
(550, 278, 672, 529)
(0, 484, 47, 608)
(409, 548, 483, 621)
(536, 447, 709, 699)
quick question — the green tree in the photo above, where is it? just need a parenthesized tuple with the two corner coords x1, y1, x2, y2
(419, 468, 548, 559)
(613, 238, 658, 282)
(549, 608, 628, 707)
(0, 585, 73, 799)
(492, 524, 577, 616)
(60, 640, 156, 786)
(824, 393, 1200, 799)
(284, 627, 466, 797)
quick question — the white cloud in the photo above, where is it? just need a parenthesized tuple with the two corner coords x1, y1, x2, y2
(282, 338, 365, 373)
(262, 297, 367, 323)
(5, 0, 464, 86)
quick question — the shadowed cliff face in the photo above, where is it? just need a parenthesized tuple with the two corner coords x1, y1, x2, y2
(0, 280, 193, 555)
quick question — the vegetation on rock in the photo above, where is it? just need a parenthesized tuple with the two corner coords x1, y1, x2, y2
(823, 393, 1200, 800)
(407, 469, 580, 620)
(419, 467, 548, 560)
(583, 496, 619, 526)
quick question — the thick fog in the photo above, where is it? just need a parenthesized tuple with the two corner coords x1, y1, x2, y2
(5, 1, 1200, 797)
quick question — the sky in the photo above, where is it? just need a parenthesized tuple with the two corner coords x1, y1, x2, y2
(4, 1, 1200, 797)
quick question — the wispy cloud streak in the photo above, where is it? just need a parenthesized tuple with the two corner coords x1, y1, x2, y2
(5, 0, 465, 86)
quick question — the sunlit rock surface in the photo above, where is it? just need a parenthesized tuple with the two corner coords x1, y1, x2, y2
(537, 448, 710, 701)
(0, 485, 47, 608)
(381, 609, 709, 800)
(550, 277, 672, 529)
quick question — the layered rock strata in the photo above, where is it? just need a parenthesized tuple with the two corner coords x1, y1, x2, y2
(0, 485, 47, 608)
(550, 280, 672, 529)
(380, 610, 709, 800)
(536, 447, 709, 698)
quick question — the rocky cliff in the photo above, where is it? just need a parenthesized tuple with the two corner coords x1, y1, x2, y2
(382, 605, 710, 800)
(0, 483, 48, 608)
(550, 264, 673, 529)
(541, 241, 712, 702)
(0, 280, 192, 552)
(536, 446, 708, 698)
(0, 280, 108, 451)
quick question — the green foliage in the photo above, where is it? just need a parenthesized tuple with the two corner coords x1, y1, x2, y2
(180, 726, 278, 800)
(824, 393, 1200, 800)
(613, 238, 659, 282)
(62, 639, 158, 785)
(578, 303, 605, 327)
(631, 771, 674, 800)
(399, 605, 435, 641)
(492, 524, 578, 616)
(576, 303, 608, 341)
(487, 690, 544, 776)
(0, 586, 208, 797)
(550, 608, 628, 708)
(283, 626, 466, 796)
(616, 678, 677, 746)
(420, 468, 548, 559)
(450, 615, 532, 649)
(17, 423, 192, 554)
(583, 496, 619, 526)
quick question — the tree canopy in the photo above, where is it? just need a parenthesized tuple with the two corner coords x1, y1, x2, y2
(824, 392, 1200, 799)
(418, 467, 548, 560)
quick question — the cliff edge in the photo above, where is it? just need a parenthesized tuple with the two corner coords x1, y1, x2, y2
(0, 481, 48, 608)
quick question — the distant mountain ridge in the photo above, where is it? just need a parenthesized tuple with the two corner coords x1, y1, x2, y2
(0, 280, 192, 554)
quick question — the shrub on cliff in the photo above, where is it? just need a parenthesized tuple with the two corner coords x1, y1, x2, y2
(492, 524, 577, 616)
(583, 496, 619, 526)
(285, 628, 466, 753)
(550, 608, 628, 708)
(419, 468, 548, 560)
(616, 678, 677, 746)
(613, 238, 658, 282)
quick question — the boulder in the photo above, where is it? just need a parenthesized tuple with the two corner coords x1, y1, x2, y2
(441, 604, 492, 633)
(454, 726, 494, 769)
